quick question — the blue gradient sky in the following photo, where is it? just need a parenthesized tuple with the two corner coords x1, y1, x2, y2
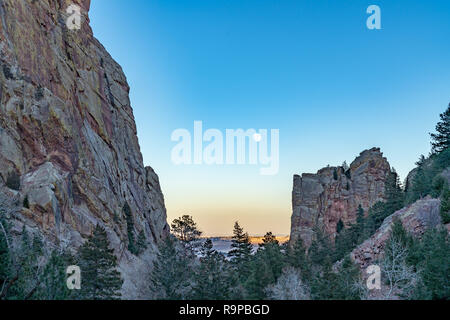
(90, 0, 450, 236)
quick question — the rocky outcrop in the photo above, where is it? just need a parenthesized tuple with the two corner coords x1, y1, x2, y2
(290, 148, 391, 246)
(0, 0, 169, 298)
(351, 197, 442, 269)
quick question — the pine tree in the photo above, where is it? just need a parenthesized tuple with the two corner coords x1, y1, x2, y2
(333, 256, 364, 300)
(308, 226, 333, 267)
(35, 250, 74, 300)
(336, 219, 344, 233)
(123, 202, 137, 254)
(286, 237, 309, 280)
(384, 169, 405, 214)
(78, 225, 123, 300)
(136, 230, 148, 255)
(171, 215, 202, 252)
(193, 239, 231, 299)
(228, 222, 253, 281)
(246, 232, 285, 299)
(9, 227, 45, 300)
(440, 185, 450, 224)
(260, 231, 278, 246)
(150, 236, 192, 299)
(0, 217, 12, 299)
(411, 228, 450, 299)
(430, 104, 450, 154)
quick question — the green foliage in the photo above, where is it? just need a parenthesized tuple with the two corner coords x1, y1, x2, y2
(23, 195, 29, 209)
(35, 250, 74, 300)
(333, 256, 364, 300)
(6, 171, 20, 191)
(246, 234, 285, 299)
(333, 205, 365, 262)
(430, 104, 450, 154)
(136, 230, 148, 255)
(384, 169, 405, 214)
(192, 239, 232, 300)
(440, 185, 450, 224)
(150, 236, 192, 300)
(0, 217, 12, 298)
(78, 225, 123, 300)
(228, 222, 253, 281)
(123, 202, 137, 254)
(345, 170, 352, 180)
(336, 219, 344, 234)
(286, 237, 309, 279)
(171, 215, 202, 252)
(409, 228, 450, 299)
(406, 148, 450, 204)
(308, 226, 333, 267)
(113, 212, 119, 223)
(333, 168, 338, 180)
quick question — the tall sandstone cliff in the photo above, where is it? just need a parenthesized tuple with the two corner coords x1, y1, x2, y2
(0, 0, 169, 298)
(290, 148, 391, 246)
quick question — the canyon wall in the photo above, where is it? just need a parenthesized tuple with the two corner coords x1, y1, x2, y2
(290, 148, 391, 246)
(0, 0, 169, 298)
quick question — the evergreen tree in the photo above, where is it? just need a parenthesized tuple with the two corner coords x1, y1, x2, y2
(0, 216, 12, 299)
(309, 259, 340, 300)
(430, 104, 450, 154)
(150, 236, 192, 299)
(440, 185, 450, 224)
(35, 250, 74, 300)
(365, 201, 387, 236)
(123, 202, 137, 254)
(136, 230, 148, 255)
(260, 231, 278, 246)
(246, 232, 284, 299)
(193, 239, 231, 299)
(171, 215, 202, 252)
(308, 226, 333, 267)
(8, 227, 45, 300)
(333, 255, 364, 300)
(384, 169, 405, 214)
(286, 237, 309, 280)
(336, 219, 344, 234)
(78, 225, 123, 300)
(409, 228, 450, 300)
(228, 222, 253, 280)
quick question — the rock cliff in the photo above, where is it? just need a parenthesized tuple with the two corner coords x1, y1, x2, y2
(0, 0, 169, 298)
(290, 148, 391, 246)
(351, 197, 442, 270)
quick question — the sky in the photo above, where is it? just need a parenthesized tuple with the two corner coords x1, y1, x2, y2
(90, 0, 450, 236)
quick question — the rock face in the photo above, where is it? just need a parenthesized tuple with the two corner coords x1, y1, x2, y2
(0, 0, 169, 298)
(350, 197, 442, 270)
(290, 148, 391, 246)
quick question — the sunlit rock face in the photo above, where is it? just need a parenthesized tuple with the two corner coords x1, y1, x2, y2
(0, 0, 169, 298)
(290, 148, 391, 247)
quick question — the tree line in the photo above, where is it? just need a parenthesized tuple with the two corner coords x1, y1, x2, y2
(0, 104, 449, 300)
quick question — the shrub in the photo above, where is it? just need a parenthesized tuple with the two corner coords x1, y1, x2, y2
(23, 195, 30, 209)
(6, 171, 20, 190)
(440, 186, 450, 224)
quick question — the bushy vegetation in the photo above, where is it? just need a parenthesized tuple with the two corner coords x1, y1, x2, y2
(148, 104, 449, 300)
(0, 216, 122, 300)
(0, 104, 448, 300)
(5, 171, 20, 191)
